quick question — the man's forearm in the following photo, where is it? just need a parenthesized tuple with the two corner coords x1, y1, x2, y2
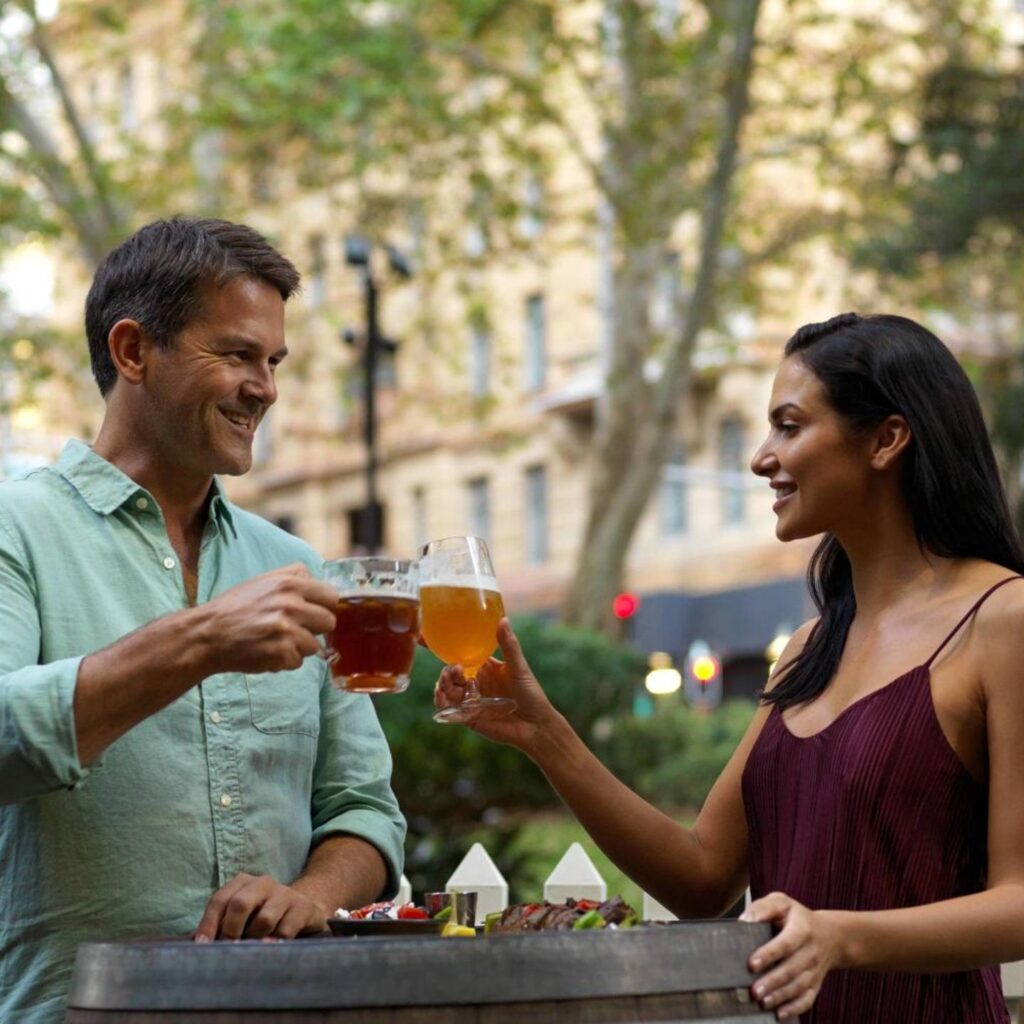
(74, 604, 217, 765)
(290, 835, 390, 914)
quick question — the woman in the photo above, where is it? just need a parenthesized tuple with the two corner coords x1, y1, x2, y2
(435, 313, 1024, 1022)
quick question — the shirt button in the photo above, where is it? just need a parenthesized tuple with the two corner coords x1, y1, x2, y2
(135, 497, 149, 510)
(163, 556, 176, 570)
(219, 793, 232, 808)
(210, 711, 222, 725)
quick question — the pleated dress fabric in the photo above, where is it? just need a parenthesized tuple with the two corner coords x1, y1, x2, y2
(742, 579, 1019, 1023)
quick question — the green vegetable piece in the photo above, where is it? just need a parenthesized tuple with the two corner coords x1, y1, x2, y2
(483, 911, 503, 934)
(433, 905, 453, 921)
(573, 909, 606, 930)
(618, 910, 638, 929)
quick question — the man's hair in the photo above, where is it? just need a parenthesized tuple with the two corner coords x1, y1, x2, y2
(85, 217, 301, 396)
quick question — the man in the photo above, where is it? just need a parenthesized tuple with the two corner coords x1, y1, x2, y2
(0, 218, 406, 1023)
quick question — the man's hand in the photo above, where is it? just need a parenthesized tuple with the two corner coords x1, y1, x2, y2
(199, 564, 337, 676)
(74, 564, 338, 767)
(193, 872, 330, 941)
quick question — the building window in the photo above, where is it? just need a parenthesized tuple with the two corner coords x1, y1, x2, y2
(254, 411, 273, 465)
(119, 62, 137, 133)
(308, 234, 326, 310)
(653, 0, 682, 35)
(525, 465, 548, 564)
(651, 250, 681, 333)
(192, 129, 224, 188)
(85, 76, 101, 142)
(467, 477, 491, 544)
(524, 294, 546, 391)
(408, 203, 428, 261)
(469, 325, 491, 397)
(464, 183, 489, 258)
(412, 486, 428, 552)
(250, 163, 275, 204)
(719, 417, 746, 525)
(520, 173, 544, 240)
(660, 445, 688, 536)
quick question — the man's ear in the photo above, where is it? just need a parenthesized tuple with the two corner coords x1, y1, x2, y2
(870, 415, 912, 471)
(107, 319, 152, 386)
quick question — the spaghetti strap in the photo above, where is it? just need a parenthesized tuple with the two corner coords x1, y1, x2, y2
(924, 574, 1024, 669)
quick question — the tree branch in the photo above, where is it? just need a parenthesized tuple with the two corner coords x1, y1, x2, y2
(437, 38, 618, 206)
(21, 0, 126, 238)
(0, 66, 110, 264)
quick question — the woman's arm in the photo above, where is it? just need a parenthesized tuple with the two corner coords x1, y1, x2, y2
(436, 617, 814, 918)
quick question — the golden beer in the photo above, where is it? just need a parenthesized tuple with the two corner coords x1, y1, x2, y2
(420, 583, 505, 675)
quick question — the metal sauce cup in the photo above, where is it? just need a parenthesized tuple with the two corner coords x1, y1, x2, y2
(424, 891, 478, 926)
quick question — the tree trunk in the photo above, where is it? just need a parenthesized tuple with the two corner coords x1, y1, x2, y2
(561, 0, 761, 634)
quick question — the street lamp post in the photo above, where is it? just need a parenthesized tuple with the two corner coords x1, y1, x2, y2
(343, 236, 411, 553)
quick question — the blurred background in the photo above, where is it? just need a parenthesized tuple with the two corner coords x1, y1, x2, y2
(2, 0, 1022, 905)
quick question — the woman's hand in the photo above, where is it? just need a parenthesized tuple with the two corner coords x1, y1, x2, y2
(434, 618, 560, 753)
(740, 892, 843, 1020)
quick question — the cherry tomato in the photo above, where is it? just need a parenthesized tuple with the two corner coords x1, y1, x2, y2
(397, 904, 429, 920)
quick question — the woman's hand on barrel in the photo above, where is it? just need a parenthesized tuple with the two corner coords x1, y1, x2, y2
(193, 872, 329, 941)
(740, 892, 842, 1020)
(434, 618, 559, 752)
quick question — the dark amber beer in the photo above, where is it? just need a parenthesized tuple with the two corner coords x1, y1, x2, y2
(322, 558, 420, 694)
(329, 594, 420, 693)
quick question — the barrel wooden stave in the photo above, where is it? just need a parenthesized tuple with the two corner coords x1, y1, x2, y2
(66, 922, 775, 1023)
(69, 991, 769, 1022)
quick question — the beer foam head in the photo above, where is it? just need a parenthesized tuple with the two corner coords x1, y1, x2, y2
(333, 588, 419, 601)
(420, 574, 501, 593)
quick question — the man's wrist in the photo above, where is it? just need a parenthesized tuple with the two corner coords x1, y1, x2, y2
(180, 603, 227, 681)
(288, 878, 331, 917)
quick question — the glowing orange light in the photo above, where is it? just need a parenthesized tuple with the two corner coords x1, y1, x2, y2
(692, 655, 720, 683)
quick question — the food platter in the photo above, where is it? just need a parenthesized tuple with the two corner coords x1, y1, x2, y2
(327, 917, 448, 937)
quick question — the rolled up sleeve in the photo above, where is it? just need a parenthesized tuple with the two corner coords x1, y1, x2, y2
(0, 516, 92, 804)
(310, 667, 407, 897)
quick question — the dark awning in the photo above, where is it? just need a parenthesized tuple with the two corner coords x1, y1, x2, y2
(631, 577, 812, 662)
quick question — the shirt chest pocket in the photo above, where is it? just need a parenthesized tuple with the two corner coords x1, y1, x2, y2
(245, 662, 323, 738)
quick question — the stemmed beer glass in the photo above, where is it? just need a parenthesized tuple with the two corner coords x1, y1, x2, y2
(418, 536, 516, 724)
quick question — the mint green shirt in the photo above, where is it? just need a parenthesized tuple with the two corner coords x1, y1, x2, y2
(0, 440, 406, 1023)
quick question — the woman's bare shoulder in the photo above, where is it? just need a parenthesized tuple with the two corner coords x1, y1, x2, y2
(962, 567, 1024, 693)
(971, 569, 1024, 641)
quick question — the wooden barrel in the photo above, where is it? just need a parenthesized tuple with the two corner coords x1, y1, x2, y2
(66, 921, 774, 1023)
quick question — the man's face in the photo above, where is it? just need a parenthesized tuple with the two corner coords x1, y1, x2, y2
(143, 275, 287, 482)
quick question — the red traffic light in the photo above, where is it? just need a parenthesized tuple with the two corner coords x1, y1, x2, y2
(612, 592, 640, 620)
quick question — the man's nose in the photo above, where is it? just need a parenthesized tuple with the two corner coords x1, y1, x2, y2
(244, 363, 278, 406)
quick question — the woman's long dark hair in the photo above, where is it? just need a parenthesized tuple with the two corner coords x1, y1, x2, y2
(763, 312, 1024, 711)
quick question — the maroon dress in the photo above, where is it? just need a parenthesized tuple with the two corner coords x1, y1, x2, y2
(742, 577, 1020, 1023)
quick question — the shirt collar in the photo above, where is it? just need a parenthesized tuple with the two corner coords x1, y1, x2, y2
(57, 439, 236, 532)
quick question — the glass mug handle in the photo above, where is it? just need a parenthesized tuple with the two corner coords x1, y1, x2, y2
(317, 637, 338, 665)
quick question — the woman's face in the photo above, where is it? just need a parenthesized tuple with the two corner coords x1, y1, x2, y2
(750, 356, 877, 542)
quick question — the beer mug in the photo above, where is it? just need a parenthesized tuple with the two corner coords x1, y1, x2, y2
(321, 557, 420, 694)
